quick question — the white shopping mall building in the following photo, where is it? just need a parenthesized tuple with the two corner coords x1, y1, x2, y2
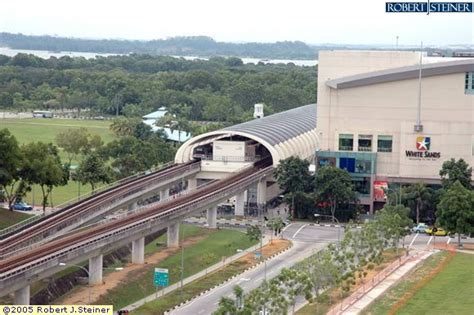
(315, 50, 474, 212)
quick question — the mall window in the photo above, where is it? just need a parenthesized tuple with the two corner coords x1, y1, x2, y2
(339, 134, 353, 151)
(377, 135, 393, 152)
(355, 159, 372, 174)
(353, 177, 371, 196)
(358, 135, 373, 152)
(465, 72, 474, 94)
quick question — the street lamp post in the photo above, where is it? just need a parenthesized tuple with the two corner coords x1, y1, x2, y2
(58, 262, 123, 304)
(314, 214, 341, 242)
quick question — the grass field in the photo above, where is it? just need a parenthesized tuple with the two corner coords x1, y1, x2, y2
(134, 239, 290, 315)
(94, 226, 257, 310)
(0, 208, 34, 229)
(1, 118, 116, 205)
(1, 118, 115, 150)
(362, 252, 474, 315)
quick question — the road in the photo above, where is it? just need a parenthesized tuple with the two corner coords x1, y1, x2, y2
(171, 222, 339, 315)
(170, 222, 474, 315)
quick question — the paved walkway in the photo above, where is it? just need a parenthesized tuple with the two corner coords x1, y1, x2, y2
(340, 250, 433, 315)
(119, 236, 271, 313)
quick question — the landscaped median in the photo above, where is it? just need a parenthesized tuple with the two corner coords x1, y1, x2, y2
(132, 239, 292, 315)
(296, 249, 404, 315)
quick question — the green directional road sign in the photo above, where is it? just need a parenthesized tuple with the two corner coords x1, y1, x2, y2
(154, 267, 169, 287)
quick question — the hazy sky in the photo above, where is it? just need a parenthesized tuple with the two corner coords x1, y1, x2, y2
(1, 0, 472, 46)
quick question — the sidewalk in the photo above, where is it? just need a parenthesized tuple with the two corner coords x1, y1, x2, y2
(119, 236, 270, 313)
(338, 250, 433, 315)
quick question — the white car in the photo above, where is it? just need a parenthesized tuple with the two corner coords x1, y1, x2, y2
(412, 223, 428, 233)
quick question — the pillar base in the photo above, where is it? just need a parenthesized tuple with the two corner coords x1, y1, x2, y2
(89, 254, 103, 285)
(167, 223, 179, 247)
(207, 206, 217, 229)
(14, 285, 30, 305)
(132, 237, 145, 264)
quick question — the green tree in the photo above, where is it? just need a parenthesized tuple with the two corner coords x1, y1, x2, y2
(268, 217, 284, 238)
(439, 158, 472, 190)
(109, 117, 141, 137)
(55, 128, 90, 165)
(76, 152, 112, 192)
(0, 129, 27, 210)
(275, 157, 313, 218)
(374, 204, 413, 251)
(436, 181, 474, 247)
(21, 142, 67, 214)
(246, 225, 262, 242)
(274, 157, 313, 193)
(402, 182, 432, 224)
(314, 166, 357, 222)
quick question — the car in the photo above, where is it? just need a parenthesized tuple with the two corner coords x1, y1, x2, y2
(12, 202, 33, 211)
(425, 227, 448, 236)
(412, 223, 428, 233)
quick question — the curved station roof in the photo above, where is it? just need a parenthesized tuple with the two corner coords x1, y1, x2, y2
(175, 104, 319, 166)
(326, 59, 474, 90)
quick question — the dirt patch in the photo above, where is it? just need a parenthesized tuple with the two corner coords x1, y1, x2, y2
(237, 239, 291, 267)
(57, 234, 208, 305)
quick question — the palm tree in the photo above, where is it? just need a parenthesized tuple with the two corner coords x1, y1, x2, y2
(109, 117, 139, 137)
(405, 182, 431, 224)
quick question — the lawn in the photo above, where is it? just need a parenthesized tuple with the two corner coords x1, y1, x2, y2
(0, 207, 34, 229)
(134, 239, 290, 315)
(94, 226, 257, 310)
(362, 252, 474, 315)
(1, 118, 116, 205)
(0, 118, 115, 147)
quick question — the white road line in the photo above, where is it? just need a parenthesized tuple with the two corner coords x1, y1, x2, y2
(292, 224, 308, 239)
(408, 233, 419, 248)
(282, 223, 293, 232)
(447, 237, 451, 244)
(427, 235, 433, 246)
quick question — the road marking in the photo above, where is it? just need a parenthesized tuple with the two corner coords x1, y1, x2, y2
(408, 233, 419, 248)
(198, 310, 205, 314)
(447, 237, 451, 244)
(292, 224, 308, 239)
(282, 223, 293, 232)
(427, 235, 433, 246)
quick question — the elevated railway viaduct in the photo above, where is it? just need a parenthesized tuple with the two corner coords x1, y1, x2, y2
(0, 104, 318, 304)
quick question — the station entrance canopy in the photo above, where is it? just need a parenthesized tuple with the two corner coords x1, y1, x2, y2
(175, 104, 319, 166)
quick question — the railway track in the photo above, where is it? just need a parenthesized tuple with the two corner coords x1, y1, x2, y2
(0, 161, 200, 256)
(0, 158, 272, 276)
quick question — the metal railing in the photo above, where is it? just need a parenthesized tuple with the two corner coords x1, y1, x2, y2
(327, 253, 414, 315)
(200, 155, 260, 162)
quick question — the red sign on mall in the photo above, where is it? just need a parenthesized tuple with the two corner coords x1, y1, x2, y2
(373, 181, 388, 201)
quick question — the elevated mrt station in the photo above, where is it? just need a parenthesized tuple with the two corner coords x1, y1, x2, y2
(175, 104, 319, 215)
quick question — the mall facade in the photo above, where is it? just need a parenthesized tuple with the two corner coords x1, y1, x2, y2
(315, 50, 474, 212)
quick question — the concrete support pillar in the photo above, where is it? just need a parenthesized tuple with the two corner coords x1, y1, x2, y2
(89, 254, 103, 285)
(207, 206, 217, 229)
(187, 177, 197, 191)
(128, 201, 138, 212)
(132, 237, 145, 264)
(160, 188, 169, 202)
(257, 179, 267, 206)
(167, 223, 179, 247)
(235, 191, 246, 216)
(14, 285, 30, 305)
